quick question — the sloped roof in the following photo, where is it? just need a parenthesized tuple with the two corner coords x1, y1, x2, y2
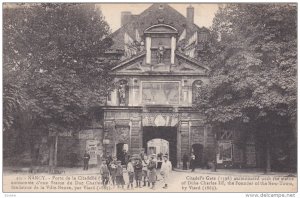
(108, 4, 205, 51)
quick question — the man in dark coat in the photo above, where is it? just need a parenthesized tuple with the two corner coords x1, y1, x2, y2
(83, 151, 90, 170)
(122, 150, 129, 165)
(182, 153, 189, 170)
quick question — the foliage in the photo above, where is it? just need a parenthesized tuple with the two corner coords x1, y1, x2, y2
(3, 3, 114, 135)
(195, 4, 297, 129)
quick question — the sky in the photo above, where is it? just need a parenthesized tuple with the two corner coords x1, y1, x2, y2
(98, 4, 220, 32)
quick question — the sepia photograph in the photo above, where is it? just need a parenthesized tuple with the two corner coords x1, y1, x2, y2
(2, 2, 297, 195)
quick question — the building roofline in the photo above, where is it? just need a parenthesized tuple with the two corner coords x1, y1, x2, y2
(175, 51, 210, 71)
(111, 52, 146, 71)
(144, 24, 178, 34)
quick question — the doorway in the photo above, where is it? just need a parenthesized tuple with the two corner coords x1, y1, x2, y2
(147, 139, 169, 156)
(192, 144, 203, 168)
(143, 126, 177, 167)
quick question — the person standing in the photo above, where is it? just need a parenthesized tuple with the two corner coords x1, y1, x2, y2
(126, 158, 134, 190)
(115, 161, 125, 189)
(147, 154, 157, 190)
(190, 154, 196, 172)
(133, 157, 143, 188)
(160, 155, 172, 189)
(83, 151, 90, 170)
(121, 150, 128, 165)
(100, 159, 110, 189)
(182, 153, 189, 170)
(142, 155, 149, 186)
(109, 157, 117, 187)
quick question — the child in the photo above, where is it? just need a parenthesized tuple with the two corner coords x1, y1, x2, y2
(115, 160, 125, 189)
(147, 154, 157, 189)
(160, 155, 172, 189)
(109, 157, 117, 187)
(127, 158, 134, 189)
(142, 155, 149, 187)
(133, 158, 143, 188)
(100, 159, 110, 189)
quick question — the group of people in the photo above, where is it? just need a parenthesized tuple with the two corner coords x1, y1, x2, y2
(99, 153, 172, 190)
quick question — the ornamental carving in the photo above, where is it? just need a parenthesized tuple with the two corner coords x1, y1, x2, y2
(142, 113, 178, 127)
(115, 126, 130, 143)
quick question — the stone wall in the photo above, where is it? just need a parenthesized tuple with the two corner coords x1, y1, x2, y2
(57, 128, 103, 167)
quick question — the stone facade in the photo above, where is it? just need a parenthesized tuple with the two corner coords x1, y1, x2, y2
(55, 4, 257, 168)
(100, 4, 258, 168)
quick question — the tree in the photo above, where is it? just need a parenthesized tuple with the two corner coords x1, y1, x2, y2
(3, 3, 114, 166)
(195, 4, 297, 172)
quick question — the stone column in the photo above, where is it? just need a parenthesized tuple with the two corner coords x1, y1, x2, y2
(177, 126, 182, 168)
(180, 121, 190, 167)
(130, 119, 142, 154)
(171, 36, 176, 64)
(111, 89, 119, 106)
(146, 37, 152, 64)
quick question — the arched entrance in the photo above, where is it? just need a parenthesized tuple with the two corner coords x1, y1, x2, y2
(143, 126, 177, 167)
(192, 144, 203, 168)
(147, 139, 169, 156)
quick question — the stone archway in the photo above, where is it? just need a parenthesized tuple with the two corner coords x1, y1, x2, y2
(143, 126, 177, 167)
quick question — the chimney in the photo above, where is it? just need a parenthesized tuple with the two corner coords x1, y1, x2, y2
(186, 5, 194, 24)
(121, 11, 132, 26)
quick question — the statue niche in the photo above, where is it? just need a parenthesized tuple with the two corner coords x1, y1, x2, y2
(192, 80, 203, 103)
(117, 80, 129, 106)
(156, 43, 165, 64)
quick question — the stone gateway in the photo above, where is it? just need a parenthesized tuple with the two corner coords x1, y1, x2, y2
(56, 4, 257, 169)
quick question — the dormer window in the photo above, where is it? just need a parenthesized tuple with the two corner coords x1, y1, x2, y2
(144, 24, 178, 65)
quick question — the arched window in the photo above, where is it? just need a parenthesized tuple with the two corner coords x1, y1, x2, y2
(192, 80, 203, 103)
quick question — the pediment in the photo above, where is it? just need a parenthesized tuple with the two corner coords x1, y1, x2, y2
(172, 54, 209, 74)
(110, 51, 209, 75)
(111, 53, 146, 74)
(144, 24, 178, 34)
